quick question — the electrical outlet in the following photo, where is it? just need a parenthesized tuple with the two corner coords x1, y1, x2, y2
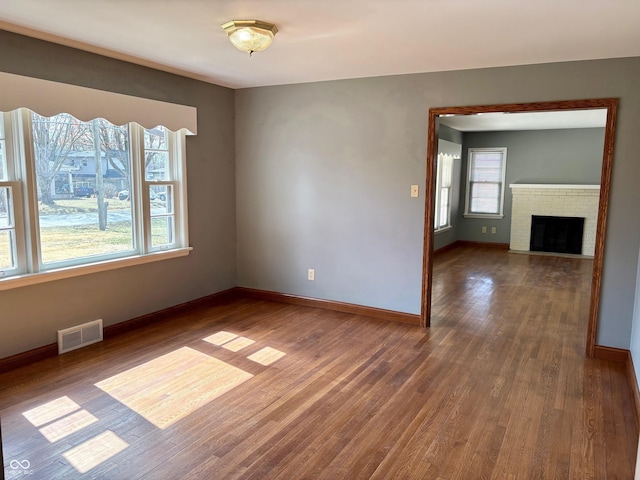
(410, 185, 419, 198)
(308, 269, 315, 281)
(491, 227, 497, 234)
(482, 226, 487, 233)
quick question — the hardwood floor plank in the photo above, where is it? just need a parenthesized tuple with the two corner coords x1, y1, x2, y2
(0, 245, 636, 479)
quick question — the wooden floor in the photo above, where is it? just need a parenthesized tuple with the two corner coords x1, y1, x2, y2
(1, 246, 637, 479)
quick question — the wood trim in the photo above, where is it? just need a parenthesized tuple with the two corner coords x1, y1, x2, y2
(593, 345, 629, 363)
(421, 109, 438, 327)
(0, 288, 239, 374)
(456, 241, 510, 250)
(434, 240, 462, 256)
(593, 346, 639, 430)
(104, 288, 239, 338)
(625, 351, 640, 430)
(0, 343, 58, 375)
(421, 98, 619, 359)
(586, 100, 618, 357)
(434, 240, 509, 257)
(237, 287, 421, 326)
(0, 287, 421, 374)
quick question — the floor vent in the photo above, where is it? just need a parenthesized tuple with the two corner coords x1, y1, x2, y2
(58, 319, 104, 354)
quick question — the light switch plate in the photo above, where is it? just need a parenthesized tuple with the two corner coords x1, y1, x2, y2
(411, 185, 419, 197)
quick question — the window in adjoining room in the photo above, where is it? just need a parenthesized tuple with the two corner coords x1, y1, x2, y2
(464, 147, 507, 218)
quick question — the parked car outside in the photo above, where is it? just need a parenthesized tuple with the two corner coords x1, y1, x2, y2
(74, 186, 95, 198)
(117, 189, 157, 201)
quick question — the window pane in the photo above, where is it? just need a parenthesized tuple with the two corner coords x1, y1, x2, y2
(151, 216, 175, 248)
(145, 152, 169, 180)
(0, 141, 5, 181)
(144, 127, 168, 150)
(0, 187, 15, 270)
(145, 127, 170, 181)
(32, 113, 134, 264)
(441, 154, 453, 188)
(470, 183, 500, 213)
(0, 230, 14, 270)
(471, 152, 503, 182)
(0, 187, 12, 228)
(150, 185, 173, 215)
(439, 187, 449, 227)
(0, 115, 6, 181)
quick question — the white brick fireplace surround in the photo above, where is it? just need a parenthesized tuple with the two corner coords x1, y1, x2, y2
(509, 184, 600, 256)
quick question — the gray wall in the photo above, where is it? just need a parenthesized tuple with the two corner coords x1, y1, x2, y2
(438, 124, 464, 145)
(458, 128, 605, 243)
(235, 58, 640, 349)
(0, 30, 237, 359)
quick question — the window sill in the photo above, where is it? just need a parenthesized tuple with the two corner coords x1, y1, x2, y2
(0, 247, 192, 292)
(435, 226, 453, 234)
(463, 213, 504, 219)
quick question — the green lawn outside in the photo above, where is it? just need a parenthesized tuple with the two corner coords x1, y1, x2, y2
(39, 197, 132, 215)
(1, 218, 170, 268)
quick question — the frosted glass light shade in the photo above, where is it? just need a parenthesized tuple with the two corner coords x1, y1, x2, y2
(221, 20, 278, 54)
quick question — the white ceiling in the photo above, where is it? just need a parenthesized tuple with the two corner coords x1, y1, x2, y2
(0, 1, 638, 89)
(439, 109, 608, 132)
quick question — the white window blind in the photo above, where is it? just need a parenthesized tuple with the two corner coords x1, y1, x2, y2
(465, 148, 507, 217)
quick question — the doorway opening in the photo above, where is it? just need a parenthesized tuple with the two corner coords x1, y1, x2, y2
(420, 99, 618, 357)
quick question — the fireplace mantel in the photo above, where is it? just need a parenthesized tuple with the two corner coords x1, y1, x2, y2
(508, 184, 600, 256)
(509, 184, 600, 190)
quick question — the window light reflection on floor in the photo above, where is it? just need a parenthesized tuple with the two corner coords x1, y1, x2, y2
(247, 347, 286, 366)
(39, 409, 99, 443)
(203, 331, 287, 364)
(62, 430, 128, 474)
(22, 396, 81, 427)
(222, 336, 255, 352)
(203, 331, 238, 345)
(95, 346, 253, 429)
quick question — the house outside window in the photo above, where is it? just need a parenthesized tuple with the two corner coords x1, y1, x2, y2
(464, 147, 507, 218)
(0, 108, 189, 282)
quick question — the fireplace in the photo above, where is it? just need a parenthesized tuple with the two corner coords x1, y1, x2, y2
(509, 184, 599, 256)
(530, 215, 585, 254)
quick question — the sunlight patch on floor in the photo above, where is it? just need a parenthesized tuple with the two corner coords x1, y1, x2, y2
(247, 347, 286, 366)
(203, 331, 238, 346)
(222, 336, 255, 352)
(39, 409, 99, 443)
(62, 430, 128, 474)
(22, 396, 81, 427)
(95, 346, 253, 429)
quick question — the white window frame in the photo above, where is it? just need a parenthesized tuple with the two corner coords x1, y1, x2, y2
(434, 152, 454, 233)
(464, 147, 507, 219)
(0, 108, 191, 291)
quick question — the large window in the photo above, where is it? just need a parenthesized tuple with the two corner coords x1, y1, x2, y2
(434, 152, 453, 231)
(464, 147, 507, 217)
(0, 108, 189, 285)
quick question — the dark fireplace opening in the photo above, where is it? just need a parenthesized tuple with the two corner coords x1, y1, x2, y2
(530, 215, 585, 254)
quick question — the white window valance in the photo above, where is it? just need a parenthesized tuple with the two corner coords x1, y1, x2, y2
(0, 71, 197, 134)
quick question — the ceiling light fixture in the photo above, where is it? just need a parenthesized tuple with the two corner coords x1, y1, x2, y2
(221, 20, 278, 56)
